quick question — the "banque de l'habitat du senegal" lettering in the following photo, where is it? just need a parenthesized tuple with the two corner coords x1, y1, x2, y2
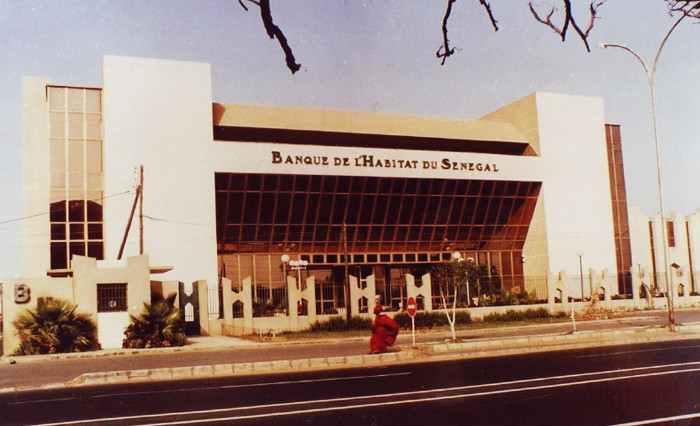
(271, 151, 499, 173)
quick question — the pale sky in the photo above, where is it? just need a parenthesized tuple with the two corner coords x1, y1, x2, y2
(0, 0, 698, 279)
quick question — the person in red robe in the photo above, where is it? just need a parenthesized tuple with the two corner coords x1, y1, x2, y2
(369, 304, 400, 354)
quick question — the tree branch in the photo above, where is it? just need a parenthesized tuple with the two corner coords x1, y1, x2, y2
(436, 0, 457, 65)
(479, 0, 499, 31)
(239, 0, 301, 74)
(667, 0, 700, 18)
(529, 1, 606, 52)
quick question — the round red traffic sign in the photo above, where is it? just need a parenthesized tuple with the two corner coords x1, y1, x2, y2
(406, 296, 417, 317)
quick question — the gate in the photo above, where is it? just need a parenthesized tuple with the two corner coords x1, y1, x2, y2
(179, 281, 201, 336)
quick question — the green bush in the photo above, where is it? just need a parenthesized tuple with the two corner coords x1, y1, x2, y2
(482, 307, 561, 323)
(13, 297, 99, 355)
(393, 311, 472, 329)
(308, 316, 372, 332)
(122, 293, 186, 349)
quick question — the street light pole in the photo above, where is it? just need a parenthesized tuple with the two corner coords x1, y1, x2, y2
(578, 253, 584, 301)
(599, 13, 686, 332)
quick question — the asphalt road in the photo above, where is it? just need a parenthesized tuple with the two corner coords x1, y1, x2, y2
(2, 338, 700, 425)
(0, 308, 698, 389)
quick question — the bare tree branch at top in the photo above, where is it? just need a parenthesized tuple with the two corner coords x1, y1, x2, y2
(436, 0, 458, 65)
(239, 0, 301, 74)
(529, 0, 606, 52)
(667, 0, 700, 18)
(437, 0, 499, 66)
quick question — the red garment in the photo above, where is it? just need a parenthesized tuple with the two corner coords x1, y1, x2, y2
(370, 314, 400, 354)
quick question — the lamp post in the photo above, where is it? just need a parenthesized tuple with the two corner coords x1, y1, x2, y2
(578, 253, 584, 301)
(452, 251, 476, 305)
(599, 13, 687, 332)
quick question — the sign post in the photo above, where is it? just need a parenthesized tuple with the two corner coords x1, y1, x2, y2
(406, 296, 417, 347)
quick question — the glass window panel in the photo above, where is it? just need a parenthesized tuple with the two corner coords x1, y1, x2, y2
(86, 197, 103, 221)
(294, 175, 309, 191)
(350, 176, 364, 193)
(88, 242, 104, 260)
(50, 112, 65, 138)
(86, 172, 102, 190)
(288, 225, 302, 241)
(68, 200, 84, 222)
(51, 172, 66, 189)
(246, 174, 261, 190)
(241, 224, 256, 241)
(437, 197, 451, 222)
(51, 242, 68, 269)
(70, 223, 85, 240)
(48, 87, 65, 110)
(85, 89, 101, 113)
(226, 192, 243, 223)
(70, 241, 85, 259)
(309, 175, 322, 192)
(358, 196, 373, 224)
(322, 176, 336, 192)
(317, 194, 333, 223)
(467, 180, 482, 195)
(49, 139, 65, 172)
(413, 197, 428, 224)
(336, 176, 350, 193)
(68, 172, 83, 189)
(373, 196, 387, 223)
(404, 179, 418, 194)
(345, 194, 361, 223)
(279, 175, 293, 191)
(50, 200, 67, 222)
(262, 174, 277, 191)
(305, 194, 319, 222)
(363, 177, 378, 193)
(67, 89, 83, 112)
(418, 180, 432, 195)
(395, 226, 408, 241)
(86, 140, 102, 172)
(314, 225, 328, 241)
(85, 114, 102, 140)
(257, 225, 272, 241)
(332, 194, 348, 223)
(88, 223, 103, 240)
(68, 139, 84, 172)
(395, 196, 411, 224)
(260, 193, 276, 223)
(68, 113, 83, 139)
(51, 223, 66, 240)
(243, 193, 259, 222)
(387, 196, 401, 224)
(290, 193, 307, 224)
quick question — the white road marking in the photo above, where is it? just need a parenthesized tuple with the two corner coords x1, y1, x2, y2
(33, 361, 700, 425)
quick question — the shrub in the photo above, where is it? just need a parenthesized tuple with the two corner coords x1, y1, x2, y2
(13, 297, 99, 355)
(308, 316, 372, 332)
(482, 307, 559, 323)
(393, 311, 472, 329)
(122, 293, 186, 348)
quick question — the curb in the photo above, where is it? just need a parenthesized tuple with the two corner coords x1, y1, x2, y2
(66, 351, 418, 387)
(2, 322, 700, 393)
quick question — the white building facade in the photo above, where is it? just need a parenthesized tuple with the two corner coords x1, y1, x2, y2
(12, 54, 692, 348)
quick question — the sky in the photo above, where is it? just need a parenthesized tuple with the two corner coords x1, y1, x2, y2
(0, 0, 698, 279)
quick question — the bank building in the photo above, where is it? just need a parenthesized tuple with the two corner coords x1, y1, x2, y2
(3, 55, 699, 353)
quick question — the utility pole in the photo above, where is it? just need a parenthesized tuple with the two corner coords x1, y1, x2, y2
(117, 165, 144, 260)
(139, 165, 144, 255)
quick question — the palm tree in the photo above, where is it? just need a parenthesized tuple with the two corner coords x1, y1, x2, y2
(122, 293, 186, 348)
(12, 297, 99, 355)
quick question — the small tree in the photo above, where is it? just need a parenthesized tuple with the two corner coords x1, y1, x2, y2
(431, 260, 466, 340)
(431, 257, 489, 340)
(122, 293, 186, 348)
(13, 297, 99, 355)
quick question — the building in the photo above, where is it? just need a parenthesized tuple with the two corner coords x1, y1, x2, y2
(3, 55, 646, 352)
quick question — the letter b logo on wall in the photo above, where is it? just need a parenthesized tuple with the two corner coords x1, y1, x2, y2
(14, 283, 31, 304)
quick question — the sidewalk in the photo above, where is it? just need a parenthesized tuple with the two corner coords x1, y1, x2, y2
(2, 318, 700, 393)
